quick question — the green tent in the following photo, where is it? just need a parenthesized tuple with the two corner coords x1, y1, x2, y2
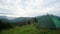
(37, 15, 60, 29)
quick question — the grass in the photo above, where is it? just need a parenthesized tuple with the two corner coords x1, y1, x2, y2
(0, 23, 60, 34)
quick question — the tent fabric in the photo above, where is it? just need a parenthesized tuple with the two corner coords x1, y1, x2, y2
(51, 16, 60, 28)
(37, 15, 60, 29)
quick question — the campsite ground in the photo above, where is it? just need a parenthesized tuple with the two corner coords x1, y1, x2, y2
(0, 23, 60, 34)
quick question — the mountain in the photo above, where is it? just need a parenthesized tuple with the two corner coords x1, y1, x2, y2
(0, 14, 60, 24)
(13, 17, 35, 23)
(0, 16, 7, 18)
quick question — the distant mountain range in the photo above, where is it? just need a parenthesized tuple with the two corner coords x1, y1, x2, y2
(0, 14, 60, 23)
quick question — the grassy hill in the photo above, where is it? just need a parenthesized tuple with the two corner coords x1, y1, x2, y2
(0, 23, 60, 34)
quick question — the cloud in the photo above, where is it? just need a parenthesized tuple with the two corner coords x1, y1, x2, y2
(0, 0, 60, 17)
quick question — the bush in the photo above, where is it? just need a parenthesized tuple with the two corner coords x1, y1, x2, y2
(0, 20, 14, 32)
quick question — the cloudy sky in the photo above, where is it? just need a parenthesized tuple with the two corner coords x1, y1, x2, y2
(0, 0, 60, 17)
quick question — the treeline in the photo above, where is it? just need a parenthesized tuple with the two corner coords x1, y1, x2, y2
(0, 20, 14, 32)
(0, 17, 36, 32)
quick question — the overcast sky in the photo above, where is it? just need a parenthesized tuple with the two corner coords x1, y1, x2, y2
(0, 0, 60, 17)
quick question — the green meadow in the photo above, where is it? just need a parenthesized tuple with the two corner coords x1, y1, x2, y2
(0, 23, 60, 34)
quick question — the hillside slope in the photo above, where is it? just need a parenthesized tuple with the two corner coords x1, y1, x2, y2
(0, 23, 60, 34)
